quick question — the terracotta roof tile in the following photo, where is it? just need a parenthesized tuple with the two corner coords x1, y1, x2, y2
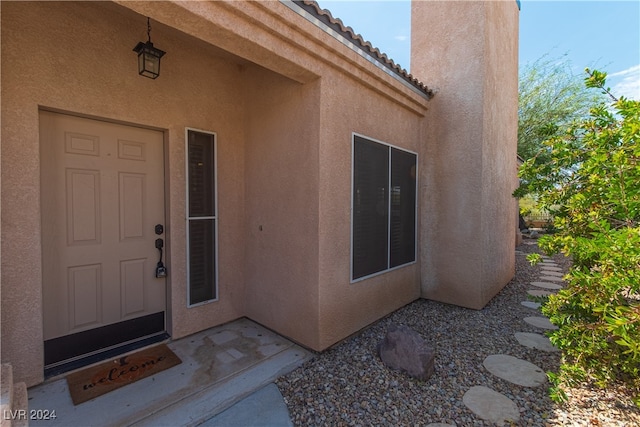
(294, 1, 434, 99)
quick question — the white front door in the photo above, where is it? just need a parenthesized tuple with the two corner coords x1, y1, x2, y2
(40, 111, 166, 367)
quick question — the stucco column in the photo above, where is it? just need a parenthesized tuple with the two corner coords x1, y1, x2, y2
(412, 0, 519, 309)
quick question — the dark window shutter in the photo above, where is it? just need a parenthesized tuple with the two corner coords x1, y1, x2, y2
(188, 132, 215, 217)
(352, 136, 389, 279)
(390, 148, 417, 267)
(188, 219, 216, 305)
(187, 130, 217, 304)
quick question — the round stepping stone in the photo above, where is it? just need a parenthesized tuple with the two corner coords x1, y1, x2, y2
(524, 316, 558, 330)
(539, 275, 565, 282)
(530, 281, 562, 290)
(483, 354, 547, 387)
(540, 270, 563, 277)
(521, 301, 541, 310)
(528, 289, 552, 298)
(462, 386, 520, 424)
(514, 332, 559, 352)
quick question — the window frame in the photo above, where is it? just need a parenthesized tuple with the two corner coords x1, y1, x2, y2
(350, 132, 418, 283)
(185, 127, 219, 307)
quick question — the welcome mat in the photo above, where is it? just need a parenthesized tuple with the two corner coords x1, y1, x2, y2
(66, 344, 181, 405)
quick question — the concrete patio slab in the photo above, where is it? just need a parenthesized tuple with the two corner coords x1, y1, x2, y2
(27, 318, 312, 427)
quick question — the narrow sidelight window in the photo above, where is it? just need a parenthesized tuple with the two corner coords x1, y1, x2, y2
(186, 129, 217, 305)
(352, 134, 417, 281)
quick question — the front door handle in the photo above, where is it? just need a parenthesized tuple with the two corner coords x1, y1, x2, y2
(155, 237, 167, 278)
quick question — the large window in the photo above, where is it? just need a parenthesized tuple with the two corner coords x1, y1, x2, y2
(352, 134, 417, 281)
(186, 129, 218, 305)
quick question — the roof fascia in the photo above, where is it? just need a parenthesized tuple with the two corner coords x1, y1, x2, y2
(281, 0, 433, 100)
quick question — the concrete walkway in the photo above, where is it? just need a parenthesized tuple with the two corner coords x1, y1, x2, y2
(28, 318, 311, 427)
(200, 384, 292, 427)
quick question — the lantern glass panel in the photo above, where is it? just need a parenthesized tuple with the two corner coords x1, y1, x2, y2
(141, 51, 160, 78)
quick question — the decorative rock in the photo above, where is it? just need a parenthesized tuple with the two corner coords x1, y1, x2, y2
(514, 332, 559, 352)
(524, 316, 558, 330)
(378, 324, 435, 381)
(521, 301, 541, 310)
(483, 354, 547, 387)
(462, 386, 520, 424)
(530, 281, 562, 290)
(527, 289, 552, 298)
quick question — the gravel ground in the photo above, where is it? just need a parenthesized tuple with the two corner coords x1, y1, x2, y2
(276, 241, 640, 426)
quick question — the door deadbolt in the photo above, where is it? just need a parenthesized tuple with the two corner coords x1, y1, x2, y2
(155, 224, 164, 235)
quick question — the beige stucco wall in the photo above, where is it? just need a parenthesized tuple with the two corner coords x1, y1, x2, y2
(1, 1, 250, 386)
(1, 0, 432, 385)
(238, 7, 427, 350)
(412, 0, 519, 308)
(317, 72, 423, 349)
(242, 68, 322, 349)
(481, 1, 520, 300)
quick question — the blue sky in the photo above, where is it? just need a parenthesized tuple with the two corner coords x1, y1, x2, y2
(319, 0, 640, 99)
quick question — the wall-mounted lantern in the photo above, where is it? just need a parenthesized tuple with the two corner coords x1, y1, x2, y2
(133, 17, 166, 79)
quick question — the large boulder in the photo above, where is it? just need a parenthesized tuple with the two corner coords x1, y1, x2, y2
(378, 324, 435, 380)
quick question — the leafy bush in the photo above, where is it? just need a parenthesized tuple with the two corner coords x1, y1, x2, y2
(515, 69, 640, 405)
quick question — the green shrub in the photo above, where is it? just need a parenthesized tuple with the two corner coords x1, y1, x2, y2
(515, 69, 640, 405)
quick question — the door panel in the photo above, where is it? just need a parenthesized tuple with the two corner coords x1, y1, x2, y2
(68, 264, 102, 329)
(40, 111, 166, 354)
